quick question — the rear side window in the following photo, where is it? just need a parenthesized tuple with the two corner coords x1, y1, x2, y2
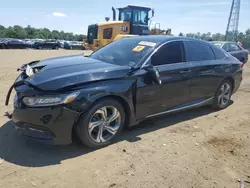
(229, 43, 241, 51)
(211, 45, 226, 60)
(222, 43, 230, 51)
(185, 41, 215, 61)
(151, 41, 184, 66)
(103, 28, 113, 39)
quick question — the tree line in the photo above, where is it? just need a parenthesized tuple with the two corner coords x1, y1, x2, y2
(0, 25, 87, 41)
(179, 29, 250, 49)
(1, 25, 250, 49)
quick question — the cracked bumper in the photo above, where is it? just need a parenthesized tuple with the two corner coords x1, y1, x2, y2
(12, 107, 79, 145)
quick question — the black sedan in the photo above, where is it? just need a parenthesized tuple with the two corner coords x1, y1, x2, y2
(211, 41, 249, 64)
(5, 36, 243, 148)
(32, 40, 60, 49)
(0, 39, 27, 49)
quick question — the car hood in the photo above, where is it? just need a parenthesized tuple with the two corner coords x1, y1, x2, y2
(23, 54, 131, 91)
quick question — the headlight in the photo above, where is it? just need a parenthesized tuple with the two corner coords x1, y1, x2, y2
(22, 92, 80, 107)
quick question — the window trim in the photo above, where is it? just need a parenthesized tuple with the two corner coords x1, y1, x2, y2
(142, 39, 187, 68)
(141, 39, 230, 68)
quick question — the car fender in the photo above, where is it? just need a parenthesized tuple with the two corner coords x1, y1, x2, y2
(75, 79, 138, 126)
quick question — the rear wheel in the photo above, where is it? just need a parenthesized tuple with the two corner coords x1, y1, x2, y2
(76, 99, 126, 148)
(212, 80, 232, 110)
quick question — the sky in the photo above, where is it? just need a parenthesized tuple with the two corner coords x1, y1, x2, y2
(0, 0, 249, 35)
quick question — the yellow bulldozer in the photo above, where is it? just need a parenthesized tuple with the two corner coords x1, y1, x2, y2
(84, 5, 171, 51)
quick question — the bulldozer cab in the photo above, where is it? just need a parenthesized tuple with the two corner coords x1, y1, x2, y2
(118, 5, 152, 35)
(85, 5, 153, 51)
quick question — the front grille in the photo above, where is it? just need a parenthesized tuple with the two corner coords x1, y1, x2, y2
(87, 24, 98, 44)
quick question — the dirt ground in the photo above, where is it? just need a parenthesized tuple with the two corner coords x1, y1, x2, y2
(0, 50, 249, 188)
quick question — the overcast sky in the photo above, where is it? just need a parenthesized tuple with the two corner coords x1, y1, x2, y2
(0, 0, 249, 35)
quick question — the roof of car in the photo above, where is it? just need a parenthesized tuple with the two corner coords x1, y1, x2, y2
(122, 35, 210, 45)
(211, 41, 236, 44)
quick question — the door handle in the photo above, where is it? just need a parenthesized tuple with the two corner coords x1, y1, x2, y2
(180, 70, 191, 74)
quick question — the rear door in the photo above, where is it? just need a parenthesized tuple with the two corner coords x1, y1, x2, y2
(184, 41, 224, 101)
(136, 41, 191, 118)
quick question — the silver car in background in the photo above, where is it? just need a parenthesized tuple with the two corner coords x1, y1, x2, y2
(211, 41, 249, 64)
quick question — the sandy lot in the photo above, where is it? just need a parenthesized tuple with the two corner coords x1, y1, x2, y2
(0, 50, 249, 188)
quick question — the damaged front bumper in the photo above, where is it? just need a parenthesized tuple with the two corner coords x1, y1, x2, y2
(4, 72, 80, 145)
(12, 106, 79, 145)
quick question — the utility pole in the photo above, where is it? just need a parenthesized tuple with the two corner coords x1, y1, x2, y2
(225, 0, 241, 41)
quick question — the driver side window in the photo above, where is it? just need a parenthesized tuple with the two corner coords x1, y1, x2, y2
(151, 41, 185, 66)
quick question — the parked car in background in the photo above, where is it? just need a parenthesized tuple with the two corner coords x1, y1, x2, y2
(64, 41, 86, 50)
(211, 41, 249, 64)
(24, 39, 36, 48)
(6, 36, 243, 148)
(32, 40, 60, 49)
(59, 40, 66, 48)
(0, 39, 27, 49)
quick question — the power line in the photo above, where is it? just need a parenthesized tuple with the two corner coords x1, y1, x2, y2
(225, 0, 241, 41)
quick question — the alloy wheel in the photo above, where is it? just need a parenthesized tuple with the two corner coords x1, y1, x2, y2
(88, 106, 121, 143)
(218, 82, 231, 107)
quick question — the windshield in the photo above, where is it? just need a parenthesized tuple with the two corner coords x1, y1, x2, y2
(90, 38, 156, 67)
(133, 9, 148, 25)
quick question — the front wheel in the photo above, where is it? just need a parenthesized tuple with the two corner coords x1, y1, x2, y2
(76, 99, 126, 148)
(212, 80, 233, 110)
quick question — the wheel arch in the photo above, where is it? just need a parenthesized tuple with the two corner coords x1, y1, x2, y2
(73, 93, 136, 132)
(214, 76, 235, 97)
(223, 76, 235, 91)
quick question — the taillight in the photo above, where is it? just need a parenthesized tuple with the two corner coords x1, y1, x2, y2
(240, 62, 244, 69)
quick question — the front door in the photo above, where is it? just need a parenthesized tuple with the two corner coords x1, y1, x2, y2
(136, 41, 191, 119)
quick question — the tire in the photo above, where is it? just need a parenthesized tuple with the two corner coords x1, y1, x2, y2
(38, 46, 42, 50)
(212, 79, 233, 110)
(55, 46, 59, 50)
(76, 98, 126, 148)
(70, 46, 73, 50)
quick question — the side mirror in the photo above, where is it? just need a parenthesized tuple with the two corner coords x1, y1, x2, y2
(145, 65, 162, 85)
